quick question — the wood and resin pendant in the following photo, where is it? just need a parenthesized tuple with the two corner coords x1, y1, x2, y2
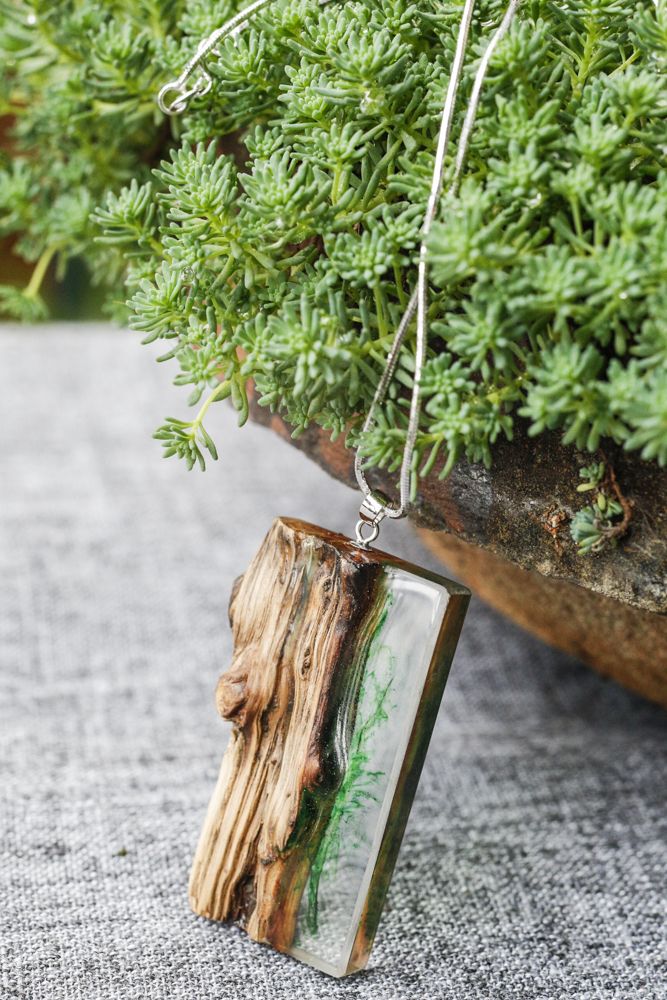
(189, 517, 469, 977)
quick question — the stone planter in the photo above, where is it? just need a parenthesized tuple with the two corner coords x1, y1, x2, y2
(251, 405, 667, 709)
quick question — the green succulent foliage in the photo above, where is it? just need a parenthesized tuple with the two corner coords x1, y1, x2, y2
(570, 462, 626, 553)
(2, 0, 667, 479)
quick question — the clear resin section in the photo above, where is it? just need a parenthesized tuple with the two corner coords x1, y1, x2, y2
(289, 567, 452, 977)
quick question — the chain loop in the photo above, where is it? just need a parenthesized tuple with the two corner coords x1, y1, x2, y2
(157, 0, 277, 116)
(157, 0, 339, 116)
(355, 519, 381, 549)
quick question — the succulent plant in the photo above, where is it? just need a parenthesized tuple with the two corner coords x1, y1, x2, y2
(1, 0, 666, 479)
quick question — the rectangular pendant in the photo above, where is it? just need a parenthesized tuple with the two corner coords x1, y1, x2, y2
(190, 517, 469, 977)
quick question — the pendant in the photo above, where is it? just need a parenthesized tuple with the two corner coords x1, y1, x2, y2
(190, 517, 469, 977)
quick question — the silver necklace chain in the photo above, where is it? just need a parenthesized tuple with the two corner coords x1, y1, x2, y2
(355, 0, 521, 546)
(157, 0, 522, 547)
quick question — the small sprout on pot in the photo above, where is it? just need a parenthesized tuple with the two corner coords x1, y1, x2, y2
(570, 461, 633, 554)
(576, 462, 606, 492)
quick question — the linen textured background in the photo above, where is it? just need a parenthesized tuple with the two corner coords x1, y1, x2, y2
(1, 326, 665, 999)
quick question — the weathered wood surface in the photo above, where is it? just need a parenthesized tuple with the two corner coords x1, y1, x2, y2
(189, 517, 469, 974)
(190, 518, 389, 948)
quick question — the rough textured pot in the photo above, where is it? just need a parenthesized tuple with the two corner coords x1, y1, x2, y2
(250, 405, 667, 709)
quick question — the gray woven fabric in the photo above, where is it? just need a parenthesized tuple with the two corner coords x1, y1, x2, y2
(1, 324, 665, 1000)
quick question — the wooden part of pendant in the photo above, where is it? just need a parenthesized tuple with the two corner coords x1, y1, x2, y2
(189, 517, 469, 977)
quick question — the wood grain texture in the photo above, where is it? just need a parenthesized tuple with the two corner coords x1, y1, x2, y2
(189, 517, 388, 949)
(189, 517, 470, 974)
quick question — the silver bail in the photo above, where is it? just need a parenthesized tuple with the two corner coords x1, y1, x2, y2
(354, 493, 388, 549)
